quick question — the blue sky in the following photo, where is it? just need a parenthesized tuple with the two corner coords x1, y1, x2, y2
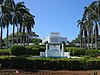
(4, 0, 95, 41)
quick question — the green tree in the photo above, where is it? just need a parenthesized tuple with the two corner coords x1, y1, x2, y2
(77, 19, 84, 48)
(31, 38, 42, 45)
(12, 2, 26, 45)
(0, 4, 11, 48)
(21, 9, 35, 45)
(0, 0, 4, 49)
(3, 0, 15, 48)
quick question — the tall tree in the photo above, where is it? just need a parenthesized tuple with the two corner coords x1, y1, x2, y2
(0, 5, 12, 48)
(21, 12, 35, 45)
(3, 0, 15, 48)
(0, 0, 4, 49)
(12, 2, 26, 45)
(77, 19, 84, 48)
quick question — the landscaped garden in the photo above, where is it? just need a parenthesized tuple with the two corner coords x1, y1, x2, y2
(1, 0, 100, 75)
(0, 45, 100, 74)
(0, 45, 99, 71)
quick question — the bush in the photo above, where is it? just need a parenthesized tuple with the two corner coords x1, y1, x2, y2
(0, 49, 11, 55)
(26, 45, 45, 55)
(10, 45, 45, 56)
(0, 57, 100, 70)
(10, 45, 30, 56)
(26, 46, 40, 55)
(65, 47, 86, 56)
(85, 50, 99, 57)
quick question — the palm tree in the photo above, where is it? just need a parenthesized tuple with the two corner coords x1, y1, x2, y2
(6, 0, 15, 46)
(2, 0, 15, 48)
(88, 1, 99, 49)
(83, 7, 90, 49)
(0, 0, 35, 48)
(77, 0, 100, 49)
(82, 5, 96, 49)
(25, 14, 35, 45)
(12, 2, 27, 45)
(21, 12, 35, 45)
(93, 0, 100, 50)
(77, 19, 84, 48)
(94, 23, 98, 50)
(0, 4, 11, 48)
(14, 4, 35, 46)
(0, 0, 4, 49)
(83, 26, 87, 48)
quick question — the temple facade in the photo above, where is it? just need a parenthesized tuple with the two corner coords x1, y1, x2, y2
(42, 32, 67, 44)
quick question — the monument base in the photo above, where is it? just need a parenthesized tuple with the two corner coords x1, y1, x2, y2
(40, 43, 70, 58)
(40, 50, 70, 58)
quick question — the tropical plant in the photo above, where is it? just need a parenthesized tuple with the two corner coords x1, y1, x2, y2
(78, 0, 100, 49)
(77, 19, 84, 48)
(0, 0, 4, 49)
(0, 0, 35, 48)
(21, 9, 35, 45)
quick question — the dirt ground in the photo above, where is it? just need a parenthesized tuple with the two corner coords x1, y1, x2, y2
(0, 69, 100, 75)
(23, 70, 99, 75)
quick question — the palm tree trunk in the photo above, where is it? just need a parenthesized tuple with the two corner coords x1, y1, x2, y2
(95, 35, 98, 50)
(0, 26, 2, 49)
(20, 32, 22, 45)
(6, 25, 9, 48)
(12, 24, 15, 45)
(26, 33, 29, 46)
(80, 38, 82, 48)
(27, 34, 29, 46)
(25, 33, 27, 45)
(84, 38, 86, 48)
(23, 34, 25, 46)
(82, 37, 84, 48)
(91, 33, 93, 49)
(16, 25, 18, 45)
(88, 35, 90, 49)
(23, 26, 25, 46)
(95, 23, 98, 50)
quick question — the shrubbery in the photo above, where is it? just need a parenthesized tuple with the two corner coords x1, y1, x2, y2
(85, 50, 99, 57)
(10, 45, 46, 56)
(10, 45, 27, 56)
(65, 47, 86, 56)
(65, 47, 99, 57)
(0, 57, 100, 70)
(0, 49, 10, 55)
(10, 45, 99, 57)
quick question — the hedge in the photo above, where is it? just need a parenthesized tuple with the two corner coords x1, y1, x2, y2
(6, 45, 100, 57)
(10, 45, 46, 56)
(85, 50, 99, 57)
(10, 45, 27, 56)
(0, 57, 100, 70)
(0, 49, 10, 55)
(65, 47, 99, 57)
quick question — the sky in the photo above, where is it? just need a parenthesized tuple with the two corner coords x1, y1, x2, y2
(3, 0, 95, 41)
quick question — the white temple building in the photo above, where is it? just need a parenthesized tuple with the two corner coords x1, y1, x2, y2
(40, 32, 70, 58)
(42, 32, 67, 44)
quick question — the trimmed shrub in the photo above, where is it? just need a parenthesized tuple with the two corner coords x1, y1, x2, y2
(65, 47, 86, 56)
(10, 45, 44, 56)
(10, 45, 28, 56)
(85, 50, 99, 57)
(0, 49, 11, 55)
(0, 57, 100, 70)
